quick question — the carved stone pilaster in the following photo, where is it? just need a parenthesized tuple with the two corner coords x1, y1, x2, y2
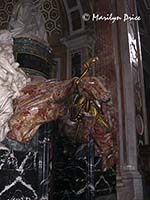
(114, 0, 147, 199)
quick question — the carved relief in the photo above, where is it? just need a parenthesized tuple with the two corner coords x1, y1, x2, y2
(0, 30, 29, 142)
(0, 0, 62, 39)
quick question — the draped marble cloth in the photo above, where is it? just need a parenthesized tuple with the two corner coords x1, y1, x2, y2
(7, 76, 117, 171)
(0, 30, 117, 171)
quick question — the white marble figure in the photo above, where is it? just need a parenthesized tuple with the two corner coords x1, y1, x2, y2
(0, 30, 30, 142)
(8, 0, 48, 45)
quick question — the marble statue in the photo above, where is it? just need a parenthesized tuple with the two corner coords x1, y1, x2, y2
(8, 0, 48, 45)
(0, 30, 30, 142)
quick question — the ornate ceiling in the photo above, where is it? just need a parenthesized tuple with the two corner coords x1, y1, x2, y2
(41, 0, 62, 38)
(0, 0, 17, 29)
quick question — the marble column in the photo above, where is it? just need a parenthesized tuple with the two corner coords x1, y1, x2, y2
(113, 0, 147, 199)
